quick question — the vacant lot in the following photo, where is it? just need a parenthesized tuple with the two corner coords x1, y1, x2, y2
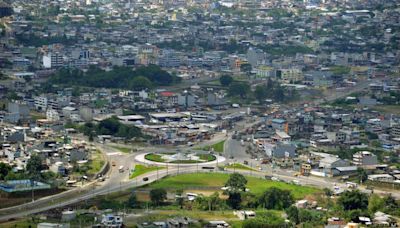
(149, 173, 320, 199)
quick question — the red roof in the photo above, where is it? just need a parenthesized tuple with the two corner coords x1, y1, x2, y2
(160, 91, 175, 97)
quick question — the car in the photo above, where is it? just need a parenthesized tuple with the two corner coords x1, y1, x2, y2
(143, 177, 149, 181)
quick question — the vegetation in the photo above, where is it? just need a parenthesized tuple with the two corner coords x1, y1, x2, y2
(144, 154, 166, 162)
(48, 65, 181, 90)
(150, 188, 167, 206)
(200, 140, 225, 153)
(224, 163, 257, 171)
(111, 146, 132, 153)
(130, 165, 161, 179)
(219, 75, 234, 86)
(259, 187, 294, 210)
(149, 173, 319, 199)
(79, 116, 142, 140)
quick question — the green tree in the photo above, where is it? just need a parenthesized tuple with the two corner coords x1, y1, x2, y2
(176, 189, 185, 209)
(259, 187, 294, 210)
(357, 168, 368, 184)
(225, 173, 247, 192)
(323, 188, 333, 197)
(228, 82, 250, 98)
(127, 191, 139, 208)
(227, 192, 241, 209)
(368, 194, 384, 213)
(26, 155, 42, 180)
(0, 163, 12, 180)
(286, 206, 299, 224)
(150, 188, 167, 206)
(129, 76, 153, 90)
(254, 85, 268, 103)
(338, 190, 368, 211)
(240, 63, 252, 75)
(219, 75, 233, 86)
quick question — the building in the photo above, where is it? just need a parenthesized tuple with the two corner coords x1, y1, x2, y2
(352, 151, 378, 166)
(43, 53, 64, 69)
(271, 143, 296, 158)
(277, 68, 303, 83)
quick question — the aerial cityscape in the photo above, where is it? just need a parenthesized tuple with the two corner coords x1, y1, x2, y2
(0, 0, 399, 227)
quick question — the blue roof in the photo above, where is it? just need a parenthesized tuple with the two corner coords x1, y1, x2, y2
(272, 118, 286, 124)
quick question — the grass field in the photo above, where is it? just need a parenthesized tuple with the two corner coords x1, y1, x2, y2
(372, 105, 400, 115)
(130, 164, 162, 179)
(112, 146, 132, 153)
(199, 140, 225, 153)
(145, 154, 166, 162)
(224, 163, 257, 171)
(149, 173, 320, 199)
(87, 150, 105, 175)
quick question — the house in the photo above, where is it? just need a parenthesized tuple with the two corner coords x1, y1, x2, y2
(271, 143, 297, 159)
(101, 214, 123, 227)
(368, 174, 394, 182)
(234, 211, 256, 220)
(273, 130, 291, 143)
(206, 221, 230, 228)
(37, 223, 70, 228)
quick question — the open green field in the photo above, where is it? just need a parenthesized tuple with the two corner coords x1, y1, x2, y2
(372, 105, 400, 115)
(130, 164, 162, 179)
(198, 140, 225, 153)
(87, 150, 105, 175)
(149, 173, 320, 199)
(145, 153, 166, 162)
(224, 163, 257, 171)
(111, 145, 132, 153)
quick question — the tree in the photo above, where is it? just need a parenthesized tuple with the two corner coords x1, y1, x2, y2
(228, 82, 250, 98)
(129, 76, 153, 90)
(227, 192, 242, 209)
(323, 188, 333, 197)
(259, 187, 294, 210)
(357, 168, 368, 184)
(219, 75, 233, 86)
(176, 189, 185, 209)
(286, 206, 299, 224)
(338, 190, 368, 211)
(368, 194, 384, 213)
(225, 173, 247, 192)
(127, 191, 139, 208)
(0, 162, 12, 180)
(26, 155, 42, 180)
(240, 63, 252, 75)
(150, 188, 167, 206)
(254, 85, 268, 103)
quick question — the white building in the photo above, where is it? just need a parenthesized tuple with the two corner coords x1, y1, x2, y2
(46, 109, 60, 121)
(43, 53, 64, 68)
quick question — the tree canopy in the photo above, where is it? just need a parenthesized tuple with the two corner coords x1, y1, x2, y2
(79, 116, 142, 139)
(150, 188, 167, 206)
(48, 65, 180, 90)
(338, 190, 369, 211)
(259, 187, 294, 210)
(219, 75, 233, 86)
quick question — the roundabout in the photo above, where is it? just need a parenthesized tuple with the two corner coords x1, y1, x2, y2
(135, 151, 226, 167)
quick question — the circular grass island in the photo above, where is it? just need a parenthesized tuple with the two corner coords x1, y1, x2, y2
(144, 152, 216, 164)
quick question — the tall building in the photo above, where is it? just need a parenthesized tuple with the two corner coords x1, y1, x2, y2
(43, 53, 64, 68)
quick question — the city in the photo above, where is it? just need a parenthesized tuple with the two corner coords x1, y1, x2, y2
(0, 0, 399, 227)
